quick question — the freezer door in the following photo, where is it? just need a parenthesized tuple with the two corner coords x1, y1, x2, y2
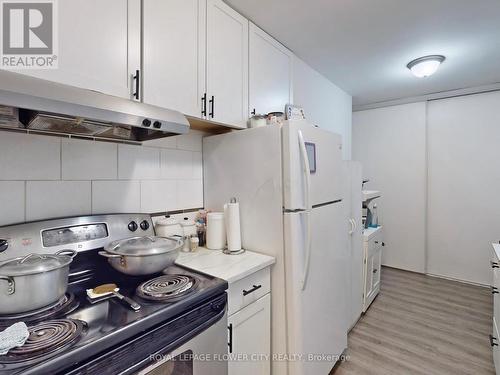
(282, 120, 343, 210)
(283, 203, 348, 375)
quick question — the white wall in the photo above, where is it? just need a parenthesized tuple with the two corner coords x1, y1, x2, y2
(0, 130, 205, 226)
(293, 56, 352, 159)
(353, 103, 427, 273)
(353, 91, 500, 285)
(427, 91, 500, 285)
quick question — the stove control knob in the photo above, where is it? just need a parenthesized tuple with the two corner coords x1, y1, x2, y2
(140, 220, 150, 231)
(0, 239, 8, 253)
(153, 121, 162, 129)
(142, 119, 151, 127)
(128, 221, 138, 232)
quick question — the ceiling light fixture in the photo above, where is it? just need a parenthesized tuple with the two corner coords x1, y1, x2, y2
(407, 55, 445, 78)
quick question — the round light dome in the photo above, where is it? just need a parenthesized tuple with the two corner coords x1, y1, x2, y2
(407, 55, 445, 78)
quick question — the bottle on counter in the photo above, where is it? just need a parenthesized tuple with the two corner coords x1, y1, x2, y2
(370, 204, 379, 228)
(181, 217, 197, 252)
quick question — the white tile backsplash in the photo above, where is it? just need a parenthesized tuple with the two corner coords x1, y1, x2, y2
(62, 139, 117, 180)
(192, 152, 203, 180)
(118, 144, 161, 180)
(161, 149, 193, 180)
(0, 132, 60, 180)
(177, 180, 203, 209)
(140, 180, 177, 213)
(26, 181, 91, 221)
(0, 181, 25, 226)
(92, 180, 141, 214)
(0, 130, 205, 226)
(176, 130, 204, 152)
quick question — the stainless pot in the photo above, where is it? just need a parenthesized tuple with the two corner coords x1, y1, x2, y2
(0, 249, 77, 315)
(99, 236, 183, 276)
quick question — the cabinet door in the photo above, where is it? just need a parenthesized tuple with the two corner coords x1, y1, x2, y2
(143, 0, 206, 118)
(249, 23, 293, 116)
(372, 246, 382, 292)
(19, 0, 140, 99)
(363, 249, 374, 304)
(228, 294, 271, 375)
(206, 0, 248, 128)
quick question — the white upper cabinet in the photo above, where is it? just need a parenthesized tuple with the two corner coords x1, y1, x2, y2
(143, 0, 206, 118)
(18, 0, 140, 100)
(249, 23, 293, 116)
(206, 0, 248, 128)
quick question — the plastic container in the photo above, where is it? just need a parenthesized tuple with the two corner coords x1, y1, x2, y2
(206, 212, 226, 250)
(369, 204, 379, 228)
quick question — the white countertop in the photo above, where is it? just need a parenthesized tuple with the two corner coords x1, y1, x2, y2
(363, 226, 382, 240)
(492, 243, 500, 260)
(175, 247, 275, 283)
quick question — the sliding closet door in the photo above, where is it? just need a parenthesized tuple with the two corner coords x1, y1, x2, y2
(427, 91, 500, 285)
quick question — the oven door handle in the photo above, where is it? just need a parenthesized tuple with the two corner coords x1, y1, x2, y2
(228, 323, 233, 353)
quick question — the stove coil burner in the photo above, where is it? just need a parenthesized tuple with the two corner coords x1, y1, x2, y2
(137, 275, 196, 302)
(3, 319, 86, 362)
(0, 293, 79, 329)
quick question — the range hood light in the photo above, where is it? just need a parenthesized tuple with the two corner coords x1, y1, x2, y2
(407, 55, 445, 78)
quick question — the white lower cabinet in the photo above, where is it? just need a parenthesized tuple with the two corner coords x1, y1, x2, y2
(228, 294, 271, 375)
(491, 246, 500, 374)
(227, 267, 271, 375)
(363, 228, 383, 312)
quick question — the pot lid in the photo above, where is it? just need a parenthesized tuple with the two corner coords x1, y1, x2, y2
(0, 250, 77, 276)
(104, 236, 182, 256)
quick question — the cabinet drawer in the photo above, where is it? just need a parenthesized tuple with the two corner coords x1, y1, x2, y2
(367, 231, 383, 254)
(228, 267, 270, 316)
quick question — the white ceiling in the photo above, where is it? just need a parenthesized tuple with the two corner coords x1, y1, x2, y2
(226, 0, 500, 108)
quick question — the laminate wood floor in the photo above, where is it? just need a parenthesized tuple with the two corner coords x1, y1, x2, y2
(332, 266, 494, 375)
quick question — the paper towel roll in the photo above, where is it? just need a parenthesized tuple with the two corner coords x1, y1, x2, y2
(224, 199, 242, 252)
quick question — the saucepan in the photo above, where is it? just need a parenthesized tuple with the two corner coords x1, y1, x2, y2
(0, 249, 77, 315)
(99, 236, 183, 276)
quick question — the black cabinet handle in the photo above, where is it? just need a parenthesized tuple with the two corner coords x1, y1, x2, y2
(492, 261, 499, 269)
(490, 334, 498, 347)
(209, 95, 214, 118)
(133, 70, 140, 100)
(0, 239, 7, 253)
(373, 269, 378, 274)
(243, 284, 262, 296)
(251, 108, 256, 115)
(228, 324, 233, 353)
(492, 286, 499, 294)
(201, 93, 207, 117)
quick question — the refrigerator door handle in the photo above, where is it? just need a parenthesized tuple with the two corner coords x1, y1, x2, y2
(298, 130, 312, 290)
(348, 218, 355, 235)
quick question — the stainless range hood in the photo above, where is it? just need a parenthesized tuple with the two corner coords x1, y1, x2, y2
(0, 70, 190, 143)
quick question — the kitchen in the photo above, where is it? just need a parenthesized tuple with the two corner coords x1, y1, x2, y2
(0, 0, 498, 374)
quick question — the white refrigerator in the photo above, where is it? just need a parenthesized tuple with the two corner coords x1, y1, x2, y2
(203, 120, 349, 375)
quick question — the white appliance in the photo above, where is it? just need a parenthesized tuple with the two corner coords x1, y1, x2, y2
(203, 120, 348, 375)
(342, 161, 364, 329)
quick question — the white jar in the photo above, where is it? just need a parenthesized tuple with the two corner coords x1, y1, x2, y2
(155, 216, 182, 237)
(206, 212, 226, 250)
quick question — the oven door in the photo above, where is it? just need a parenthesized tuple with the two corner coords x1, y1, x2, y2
(136, 310, 228, 375)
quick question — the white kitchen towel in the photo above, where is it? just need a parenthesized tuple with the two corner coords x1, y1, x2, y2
(0, 322, 29, 355)
(224, 200, 242, 252)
